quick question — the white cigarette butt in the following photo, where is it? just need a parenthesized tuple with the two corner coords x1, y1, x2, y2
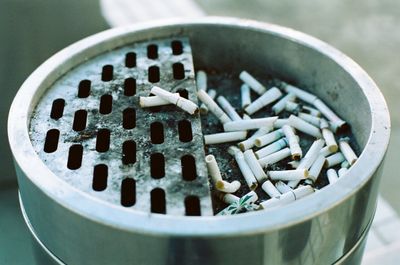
(217, 95, 242, 121)
(205, 155, 223, 187)
(151, 86, 198, 115)
(199, 89, 216, 114)
(275, 181, 293, 193)
(288, 115, 322, 138)
(245, 87, 282, 115)
(272, 93, 296, 114)
(261, 180, 281, 198)
(139, 94, 179, 107)
(238, 126, 273, 151)
(325, 152, 345, 168)
(243, 150, 268, 183)
(327, 169, 339, 184)
(282, 125, 302, 160)
(285, 101, 300, 113)
(255, 138, 288, 158)
(223, 117, 278, 132)
(196, 71, 207, 91)
(308, 155, 326, 182)
(228, 146, 258, 190)
(239, 71, 267, 95)
(302, 105, 321, 117)
(339, 138, 358, 165)
(216, 180, 241, 193)
(255, 129, 284, 147)
(258, 147, 291, 167)
(283, 83, 317, 104)
(241, 84, 251, 108)
(260, 185, 314, 209)
(313, 99, 347, 132)
(298, 112, 321, 127)
(197, 89, 231, 124)
(338, 167, 348, 177)
(268, 169, 308, 181)
(204, 131, 247, 145)
(274, 119, 289, 128)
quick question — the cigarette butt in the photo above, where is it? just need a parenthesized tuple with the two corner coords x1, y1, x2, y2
(282, 125, 302, 160)
(223, 117, 278, 132)
(261, 180, 281, 198)
(275, 181, 293, 193)
(268, 169, 309, 181)
(239, 71, 267, 95)
(140, 93, 179, 107)
(255, 129, 284, 147)
(196, 70, 207, 91)
(204, 131, 247, 145)
(217, 95, 242, 121)
(205, 155, 223, 186)
(199, 89, 216, 114)
(272, 93, 296, 114)
(245, 87, 282, 115)
(288, 115, 322, 138)
(238, 126, 273, 151)
(197, 89, 231, 124)
(313, 99, 347, 132)
(243, 150, 268, 183)
(283, 83, 317, 104)
(324, 152, 345, 168)
(255, 138, 288, 158)
(258, 147, 291, 167)
(260, 185, 314, 209)
(241, 84, 251, 108)
(151, 86, 198, 115)
(216, 180, 241, 193)
(298, 112, 321, 127)
(327, 169, 339, 184)
(338, 167, 348, 177)
(228, 146, 258, 190)
(339, 138, 358, 165)
(274, 118, 289, 128)
(309, 155, 326, 182)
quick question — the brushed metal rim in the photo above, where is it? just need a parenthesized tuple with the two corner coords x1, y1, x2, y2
(8, 17, 390, 236)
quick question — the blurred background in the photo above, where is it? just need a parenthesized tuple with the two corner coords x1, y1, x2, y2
(0, 0, 399, 264)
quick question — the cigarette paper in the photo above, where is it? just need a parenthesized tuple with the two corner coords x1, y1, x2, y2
(298, 112, 321, 127)
(298, 139, 325, 170)
(217, 95, 242, 121)
(197, 89, 231, 124)
(260, 185, 314, 209)
(320, 146, 335, 157)
(338, 167, 348, 177)
(220, 193, 239, 204)
(302, 105, 321, 117)
(275, 181, 293, 193)
(313, 99, 347, 131)
(285, 101, 300, 113)
(139, 93, 179, 107)
(327, 169, 338, 184)
(339, 138, 358, 165)
(288, 160, 300, 169)
(199, 89, 216, 114)
(262, 180, 281, 198)
(216, 180, 241, 193)
(272, 93, 296, 114)
(245, 87, 282, 115)
(283, 83, 317, 104)
(223, 117, 278, 132)
(268, 169, 308, 181)
(258, 147, 291, 167)
(320, 119, 338, 152)
(308, 155, 326, 182)
(282, 125, 302, 160)
(239, 71, 267, 95)
(324, 152, 345, 168)
(288, 115, 322, 138)
(244, 150, 268, 182)
(242, 114, 251, 120)
(228, 146, 258, 190)
(205, 155, 223, 187)
(238, 126, 273, 151)
(341, 160, 350, 168)
(204, 131, 247, 145)
(274, 118, 289, 128)
(196, 71, 207, 91)
(151, 86, 198, 115)
(255, 129, 284, 147)
(255, 138, 288, 158)
(241, 84, 251, 108)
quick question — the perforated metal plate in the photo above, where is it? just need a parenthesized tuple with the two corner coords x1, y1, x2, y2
(29, 38, 213, 216)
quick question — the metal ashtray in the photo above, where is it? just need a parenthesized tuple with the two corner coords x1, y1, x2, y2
(8, 17, 390, 265)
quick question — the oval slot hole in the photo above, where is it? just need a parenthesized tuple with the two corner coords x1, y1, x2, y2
(50, 98, 65, 120)
(72, 110, 87, 131)
(173, 63, 185, 80)
(151, 188, 166, 214)
(125, 52, 136, 68)
(102, 65, 113, 81)
(67, 144, 83, 170)
(123, 108, 136, 129)
(150, 153, 165, 179)
(99, 94, 112, 114)
(96, 129, 110, 152)
(147, 44, 158, 59)
(43, 129, 60, 153)
(185, 196, 201, 216)
(150, 122, 164, 144)
(121, 178, 136, 207)
(122, 140, 136, 165)
(124, 78, 136, 96)
(178, 120, 193, 142)
(78, 80, 91, 98)
(181, 155, 197, 181)
(177, 89, 189, 99)
(148, 66, 160, 83)
(171, 40, 183, 55)
(93, 164, 108, 191)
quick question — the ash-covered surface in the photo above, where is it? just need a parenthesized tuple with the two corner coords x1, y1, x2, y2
(29, 38, 213, 216)
(199, 69, 360, 214)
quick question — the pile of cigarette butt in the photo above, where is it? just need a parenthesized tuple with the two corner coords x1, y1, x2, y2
(139, 70, 359, 216)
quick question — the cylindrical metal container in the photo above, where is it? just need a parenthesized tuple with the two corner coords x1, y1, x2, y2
(8, 18, 390, 265)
